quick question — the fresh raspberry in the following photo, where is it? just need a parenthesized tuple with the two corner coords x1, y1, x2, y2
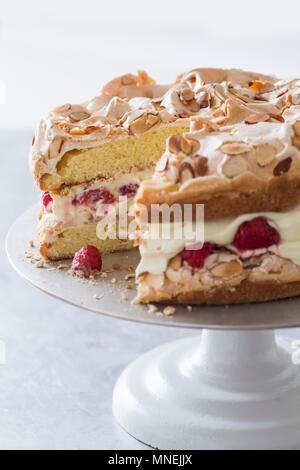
(181, 242, 215, 268)
(118, 183, 139, 198)
(71, 245, 102, 277)
(233, 217, 280, 251)
(73, 188, 115, 207)
(42, 192, 53, 208)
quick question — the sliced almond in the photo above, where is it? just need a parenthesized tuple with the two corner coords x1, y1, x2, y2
(69, 111, 90, 122)
(179, 87, 194, 103)
(219, 141, 251, 155)
(245, 113, 269, 125)
(211, 260, 243, 279)
(222, 156, 248, 178)
(255, 143, 276, 167)
(129, 113, 160, 135)
(168, 135, 182, 154)
(294, 121, 300, 137)
(178, 161, 195, 183)
(163, 306, 176, 316)
(194, 156, 208, 176)
(273, 157, 292, 176)
(53, 103, 72, 114)
(180, 136, 200, 155)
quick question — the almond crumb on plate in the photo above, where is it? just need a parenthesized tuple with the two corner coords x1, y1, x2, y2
(163, 306, 176, 316)
(147, 304, 158, 314)
(111, 277, 117, 284)
(35, 259, 45, 268)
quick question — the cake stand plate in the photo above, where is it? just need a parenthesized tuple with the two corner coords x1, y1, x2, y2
(6, 206, 300, 449)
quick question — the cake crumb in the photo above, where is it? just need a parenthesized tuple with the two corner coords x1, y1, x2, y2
(57, 263, 69, 270)
(28, 240, 35, 248)
(126, 282, 134, 290)
(148, 304, 158, 314)
(35, 259, 45, 268)
(111, 277, 117, 284)
(125, 273, 135, 281)
(112, 263, 123, 271)
(163, 306, 176, 316)
(187, 305, 193, 311)
(100, 272, 108, 278)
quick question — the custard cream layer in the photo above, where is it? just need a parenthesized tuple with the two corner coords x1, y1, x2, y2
(136, 204, 300, 276)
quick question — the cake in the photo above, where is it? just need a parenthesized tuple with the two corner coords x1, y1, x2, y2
(30, 67, 276, 261)
(135, 71, 300, 304)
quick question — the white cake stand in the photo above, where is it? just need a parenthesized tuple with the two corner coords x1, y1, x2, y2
(6, 206, 300, 450)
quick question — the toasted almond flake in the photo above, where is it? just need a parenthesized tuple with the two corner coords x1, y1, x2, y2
(178, 161, 195, 183)
(69, 111, 90, 122)
(255, 143, 276, 167)
(180, 87, 194, 102)
(100, 272, 108, 278)
(125, 273, 135, 280)
(180, 136, 200, 155)
(129, 112, 160, 135)
(35, 260, 45, 268)
(49, 138, 64, 158)
(220, 141, 251, 155)
(53, 103, 72, 114)
(211, 260, 243, 279)
(245, 113, 269, 125)
(163, 306, 176, 316)
(168, 135, 182, 154)
(222, 156, 248, 178)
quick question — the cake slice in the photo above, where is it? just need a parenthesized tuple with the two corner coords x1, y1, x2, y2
(135, 75, 300, 304)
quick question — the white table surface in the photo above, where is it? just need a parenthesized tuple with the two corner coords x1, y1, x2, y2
(1, 129, 300, 450)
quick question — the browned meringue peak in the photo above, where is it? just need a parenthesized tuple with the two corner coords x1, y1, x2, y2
(30, 68, 300, 183)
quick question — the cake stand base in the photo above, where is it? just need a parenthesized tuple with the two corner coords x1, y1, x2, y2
(113, 330, 300, 450)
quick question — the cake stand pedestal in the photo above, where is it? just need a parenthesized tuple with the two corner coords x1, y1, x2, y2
(6, 206, 300, 450)
(113, 330, 300, 449)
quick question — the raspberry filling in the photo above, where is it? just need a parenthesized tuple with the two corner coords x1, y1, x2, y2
(42, 192, 53, 208)
(71, 245, 102, 277)
(118, 183, 139, 198)
(181, 242, 215, 268)
(72, 188, 115, 208)
(233, 217, 280, 251)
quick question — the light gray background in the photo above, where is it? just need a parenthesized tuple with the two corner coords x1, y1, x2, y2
(1, 0, 300, 450)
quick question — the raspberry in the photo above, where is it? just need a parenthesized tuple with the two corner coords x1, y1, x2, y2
(181, 242, 215, 268)
(233, 217, 280, 251)
(71, 245, 102, 277)
(118, 183, 139, 198)
(73, 188, 115, 207)
(42, 192, 53, 208)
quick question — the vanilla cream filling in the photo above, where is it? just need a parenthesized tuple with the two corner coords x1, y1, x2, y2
(136, 204, 300, 276)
